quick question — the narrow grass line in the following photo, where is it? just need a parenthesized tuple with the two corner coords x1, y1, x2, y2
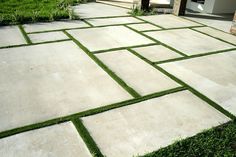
(0, 86, 186, 139)
(128, 48, 236, 120)
(154, 57, 186, 64)
(84, 15, 132, 20)
(81, 19, 94, 27)
(63, 30, 141, 98)
(18, 25, 32, 44)
(72, 119, 104, 157)
(181, 16, 208, 27)
(27, 26, 91, 34)
(96, 1, 131, 10)
(133, 16, 165, 29)
(191, 28, 236, 46)
(125, 25, 188, 57)
(0, 39, 72, 50)
(93, 43, 158, 54)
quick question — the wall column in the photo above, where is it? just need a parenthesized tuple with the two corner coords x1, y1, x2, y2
(173, 0, 188, 16)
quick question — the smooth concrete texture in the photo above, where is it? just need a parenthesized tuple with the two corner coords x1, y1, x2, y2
(132, 45, 182, 62)
(139, 14, 201, 29)
(96, 50, 180, 95)
(67, 26, 154, 52)
(145, 29, 235, 55)
(128, 23, 162, 31)
(28, 31, 69, 43)
(87, 17, 142, 26)
(0, 26, 26, 47)
(0, 122, 92, 157)
(82, 91, 230, 157)
(23, 20, 89, 33)
(194, 27, 236, 45)
(73, 2, 129, 18)
(0, 41, 132, 132)
(160, 51, 236, 116)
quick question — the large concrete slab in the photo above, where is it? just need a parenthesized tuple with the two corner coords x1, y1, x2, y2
(145, 29, 235, 55)
(73, 2, 129, 19)
(87, 17, 142, 26)
(23, 20, 89, 33)
(0, 41, 132, 132)
(128, 23, 162, 31)
(193, 27, 236, 45)
(0, 26, 27, 47)
(82, 91, 230, 157)
(160, 51, 236, 116)
(28, 31, 69, 43)
(96, 50, 180, 95)
(139, 14, 202, 29)
(132, 45, 182, 62)
(67, 26, 154, 52)
(0, 122, 92, 157)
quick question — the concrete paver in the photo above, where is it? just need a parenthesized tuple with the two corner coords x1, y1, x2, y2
(28, 31, 69, 43)
(87, 17, 142, 26)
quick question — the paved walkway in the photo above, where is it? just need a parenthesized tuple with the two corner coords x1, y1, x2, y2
(0, 2, 236, 157)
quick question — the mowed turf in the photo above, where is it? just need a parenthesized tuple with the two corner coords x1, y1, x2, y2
(0, 0, 82, 25)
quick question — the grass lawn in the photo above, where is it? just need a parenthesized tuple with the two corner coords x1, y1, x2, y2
(143, 121, 236, 157)
(0, 0, 85, 25)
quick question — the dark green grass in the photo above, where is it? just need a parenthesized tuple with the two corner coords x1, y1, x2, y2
(142, 121, 236, 157)
(0, 0, 86, 25)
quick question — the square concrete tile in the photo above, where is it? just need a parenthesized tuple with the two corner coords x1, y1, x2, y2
(194, 27, 236, 45)
(72, 2, 129, 18)
(82, 91, 230, 157)
(23, 20, 89, 33)
(28, 31, 69, 43)
(127, 23, 162, 31)
(0, 41, 132, 132)
(160, 51, 236, 116)
(96, 50, 180, 95)
(0, 26, 27, 47)
(67, 26, 154, 52)
(87, 17, 142, 26)
(0, 122, 92, 157)
(132, 45, 183, 62)
(145, 29, 235, 55)
(139, 14, 202, 29)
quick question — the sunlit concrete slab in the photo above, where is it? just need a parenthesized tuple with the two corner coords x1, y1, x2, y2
(194, 27, 236, 45)
(96, 50, 180, 95)
(128, 23, 162, 31)
(0, 41, 131, 132)
(82, 91, 229, 157)
(0, 122, 92, 157)
(145, 29, 235, 55)
(0, 26, 26, 47)
(160, 51, 236, 116)
(67, 26, 154, 52)
(23, 20, 89, 33)
(139, 14, 202, 29)
(28, 31, 69, 43)
(87, 17, 142, 26)
(132, 45, 182, 62)
(73, 2, 129, 19)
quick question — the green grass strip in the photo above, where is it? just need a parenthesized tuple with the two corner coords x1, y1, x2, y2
(63, 30, 141, 98)
(0, 86, 186, 139)
(18, 25, 32, 44)
(72, 118, 104, 157)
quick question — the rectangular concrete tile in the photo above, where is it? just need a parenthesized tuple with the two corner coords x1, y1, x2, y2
(96, 50, 180, 95)
(139, 14, 202, 29)
(82, 91, 230, 157)
(145, 29, 235, 55)
(67, 26, 154, 52)
(23, 20, 89, 33)
(0, 122, 92, 157)
(0, 41, 132, 132)
(0, 26, 27, 47)
(160, 51, 236, 116)
(127, 23, 162, 31)
(72, 2, 129, 19)
(193, 27, 236, 45)
(87, 17, 142, 26)
(28, 31, 69, 43)
(132, 45, 183, 62)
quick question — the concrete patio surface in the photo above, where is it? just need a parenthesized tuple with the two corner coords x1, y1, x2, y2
(0, 2, 236, 157)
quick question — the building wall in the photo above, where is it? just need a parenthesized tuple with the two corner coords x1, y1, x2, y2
(186, 0, 215, 13)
